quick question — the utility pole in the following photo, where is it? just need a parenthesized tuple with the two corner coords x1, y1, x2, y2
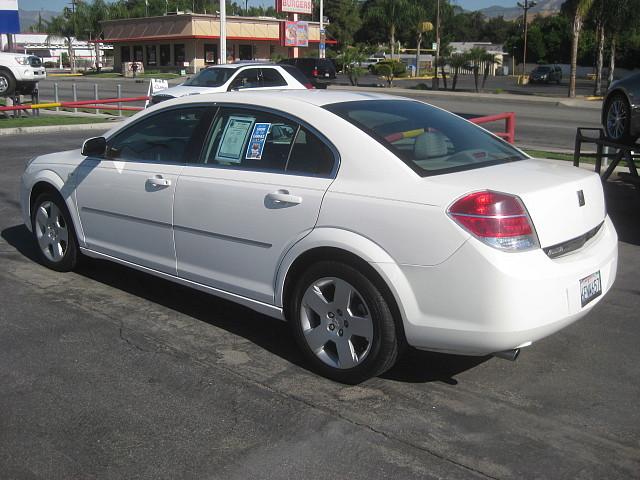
(319, 0, 325, 59)
(432, 0, 440, 91)
(517, 0, 537, 76)
(219, 0, 227, 64)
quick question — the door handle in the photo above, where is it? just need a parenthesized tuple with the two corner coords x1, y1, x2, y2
(266, 190, 302, 205)
(146, 175, 171, 187)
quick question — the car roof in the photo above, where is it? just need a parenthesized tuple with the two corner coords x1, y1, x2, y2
(205, 63, 277, 70)
(163, 89, 402, 108)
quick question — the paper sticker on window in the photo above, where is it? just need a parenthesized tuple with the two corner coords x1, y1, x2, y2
(215, 116, 255, 163)
(245, 123, 271, 160)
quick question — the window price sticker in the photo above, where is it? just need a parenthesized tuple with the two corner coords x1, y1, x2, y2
(245, 123, 271, 160)
(215, 116, 255, 164)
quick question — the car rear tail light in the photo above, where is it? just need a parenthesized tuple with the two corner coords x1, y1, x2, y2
(447, 191, 539, 251)
(304, 82, 315, 89)
(311, 68, 319, 77)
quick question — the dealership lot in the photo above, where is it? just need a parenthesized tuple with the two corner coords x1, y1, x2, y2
(1, 131, 639, 478)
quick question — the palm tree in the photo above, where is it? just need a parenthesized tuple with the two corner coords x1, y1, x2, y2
(366, 0, 414, 60)
(466, 47, 486, 93)
(46, 12, 77, 73)
(562, 0, 594, 98)
(76, 0, 111, 72)
(481, 52, 497, 90)
(449, 53, 467, 92)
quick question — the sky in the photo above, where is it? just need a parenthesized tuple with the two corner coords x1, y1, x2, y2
(17, 0, 519, 14)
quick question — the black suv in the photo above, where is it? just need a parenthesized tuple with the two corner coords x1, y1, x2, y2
(278, 58, 336, 88)
(529, 65, 562, 84)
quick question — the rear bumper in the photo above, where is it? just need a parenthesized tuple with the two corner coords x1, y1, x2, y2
(383, 216, 618, 355)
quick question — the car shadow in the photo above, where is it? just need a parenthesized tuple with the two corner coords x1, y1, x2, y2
(604, 179, 640, 246)
(2, 223, 486, 384)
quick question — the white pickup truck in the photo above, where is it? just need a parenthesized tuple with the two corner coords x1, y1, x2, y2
(0, 51, 46, 97)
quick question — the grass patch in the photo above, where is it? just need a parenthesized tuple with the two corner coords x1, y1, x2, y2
(0, 115, 110, 129)
(524, 149, 576, 162)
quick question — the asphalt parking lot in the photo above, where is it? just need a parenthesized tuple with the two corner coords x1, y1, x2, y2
(1, 131, 639, 479)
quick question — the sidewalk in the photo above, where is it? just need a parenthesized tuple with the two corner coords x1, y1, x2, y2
(328, 84, 602, 110)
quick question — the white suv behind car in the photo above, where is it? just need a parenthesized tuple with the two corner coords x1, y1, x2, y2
(150, 63, 310, 105)
(0, 51, 46, 96)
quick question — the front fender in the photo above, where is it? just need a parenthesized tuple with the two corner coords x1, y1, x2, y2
(22, 168, 85, 245)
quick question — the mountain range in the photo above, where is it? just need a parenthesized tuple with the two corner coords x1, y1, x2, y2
(478, 0, 563, 20)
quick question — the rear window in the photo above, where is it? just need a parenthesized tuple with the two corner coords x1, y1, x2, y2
(280, 65, 309, 85)
(325, 100, 525, 177)
(183, 67, 236, 87)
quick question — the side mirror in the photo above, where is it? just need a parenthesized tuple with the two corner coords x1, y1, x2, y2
(81, 136, 106, 157)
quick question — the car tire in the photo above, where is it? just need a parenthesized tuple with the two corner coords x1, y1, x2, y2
(31, 192, 80, 272)
(604, 93, 633, 142)
(0, 70, 16, 96)
(289, 261, 400, 384)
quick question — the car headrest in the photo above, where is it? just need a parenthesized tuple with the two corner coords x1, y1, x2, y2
(413, 131, 448, 159)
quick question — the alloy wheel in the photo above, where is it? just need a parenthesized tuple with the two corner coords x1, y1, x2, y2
(606, 98, 628, 140)
(300, 277, 374, 369)
(34, 201, 69, 262)
(0, 76, 8, 94)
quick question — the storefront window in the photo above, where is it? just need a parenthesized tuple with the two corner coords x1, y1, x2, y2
(146, 45, 157, 66)
(204, 44, 217, 64)
(133, 45, 143, 62)
(160, 44, 170, 66)
(121, 46, 131, 63)
(239, 44, 252, 60)
(174, 44, 185, 65)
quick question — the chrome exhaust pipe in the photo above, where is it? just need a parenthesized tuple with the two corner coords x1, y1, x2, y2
(493, 348, 520, 361)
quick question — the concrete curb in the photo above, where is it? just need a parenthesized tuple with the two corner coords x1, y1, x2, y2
(0, 122, 119, 136)
(328, 85, 602, 110)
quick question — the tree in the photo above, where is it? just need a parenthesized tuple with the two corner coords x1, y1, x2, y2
(337, 46, 367, 86)
(466, 47, 486, 92)
(46, 12, 77, 73)
(562, 0, 594, 98)
(76, 0, 111, 71)
(325, 0, 362, 47)
(365, 0, 414, 59)
(449, 53, 467, 91)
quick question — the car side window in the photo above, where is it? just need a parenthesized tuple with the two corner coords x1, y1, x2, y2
(201, 108, 298, 172)
(261, 68, 287, 87)
(286, 127, 335, 176)
(229, 68, 262, 90)
(106, 107, 206, 163)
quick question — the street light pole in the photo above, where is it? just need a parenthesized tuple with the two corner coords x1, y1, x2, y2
(219, 0, 227, 64)
(319, 0, 325, 59)
(517, 0, 537, 76)
(431, 0, 440, 90)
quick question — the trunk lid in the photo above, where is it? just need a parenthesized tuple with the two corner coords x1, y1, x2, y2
(425, 159, 606, 248)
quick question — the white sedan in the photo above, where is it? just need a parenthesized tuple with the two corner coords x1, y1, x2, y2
(150, 63, 310, 105)
(19, 90, 618, 383)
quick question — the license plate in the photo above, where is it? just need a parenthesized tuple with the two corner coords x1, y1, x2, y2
(580, 271, 602, 307)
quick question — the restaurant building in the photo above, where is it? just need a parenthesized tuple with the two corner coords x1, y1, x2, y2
(101, 13, 332, 73)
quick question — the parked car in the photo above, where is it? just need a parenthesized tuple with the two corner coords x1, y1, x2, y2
(602, 71, 640, 143)
(529, 65, 562, 84)
(278, 58, 336, 88)
(150, 63, 309, 105)
(20, 91, 617, 383)
(0, 51, 46, 96)
(360, 56, 385, 71)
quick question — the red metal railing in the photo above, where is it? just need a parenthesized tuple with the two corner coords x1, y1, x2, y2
(0, 96, 149, 113)
(1, 96, 517, 145)
(469, 112, 516, 144)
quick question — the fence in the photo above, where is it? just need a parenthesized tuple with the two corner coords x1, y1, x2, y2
(0, 84, 516, 145)
(468, 112, 515, 144)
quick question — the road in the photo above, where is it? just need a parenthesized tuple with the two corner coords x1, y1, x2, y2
(33, 76, 602, 150)
(1, 131, 639, 479)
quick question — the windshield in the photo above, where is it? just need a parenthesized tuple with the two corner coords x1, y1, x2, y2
(183, 67, 236, 87)
(534, 67, 551, 73)
(325, 100, 526, 177)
